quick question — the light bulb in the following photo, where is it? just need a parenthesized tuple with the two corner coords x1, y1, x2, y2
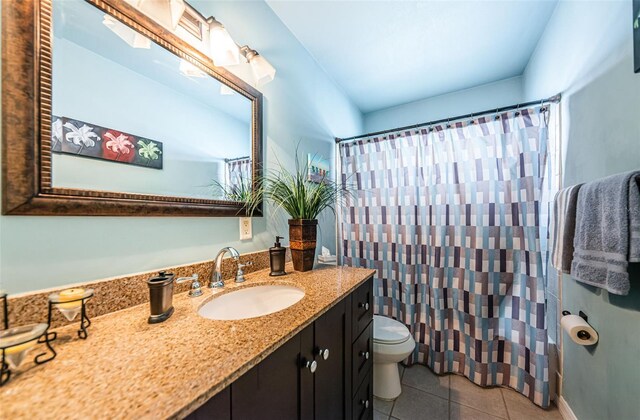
(128, 0, 186, 31)
(249, 54, 276, 86)
(208, 18, 240, 66)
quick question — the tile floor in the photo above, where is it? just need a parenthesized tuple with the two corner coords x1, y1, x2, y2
(374, 365, 563, 420)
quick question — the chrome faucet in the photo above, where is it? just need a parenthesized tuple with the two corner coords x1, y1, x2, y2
(210, 247, 240, 288)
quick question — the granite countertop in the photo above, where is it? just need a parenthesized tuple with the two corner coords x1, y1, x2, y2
(0, 263, 375, 419)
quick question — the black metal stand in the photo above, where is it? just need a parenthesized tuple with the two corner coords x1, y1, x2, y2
(0, 294, 9, 386)
(0, 327, 57, 387)
(1, 293, 7, 330)
(47, 292, 93, 339)
(0, 292, 58, 387)
(1, 348, 10, 387)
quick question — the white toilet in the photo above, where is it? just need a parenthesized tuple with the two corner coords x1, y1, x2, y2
(372, 315, 416, 400)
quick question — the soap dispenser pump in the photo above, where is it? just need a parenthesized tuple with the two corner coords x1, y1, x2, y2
(269, 236, 287, 276)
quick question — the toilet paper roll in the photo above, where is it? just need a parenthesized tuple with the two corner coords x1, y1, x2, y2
(561, 314, 598, 345)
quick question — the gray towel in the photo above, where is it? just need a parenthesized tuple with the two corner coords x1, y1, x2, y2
(571, 170, 640, 295)
(551, 184, 582, 273)
(630, 175, 640, 263)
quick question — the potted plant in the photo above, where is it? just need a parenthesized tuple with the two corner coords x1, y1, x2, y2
(259, 154, 348, 272)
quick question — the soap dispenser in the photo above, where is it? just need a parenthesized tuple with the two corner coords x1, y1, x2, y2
(147, 271, 175, 324)
(269, 236, 287, 276)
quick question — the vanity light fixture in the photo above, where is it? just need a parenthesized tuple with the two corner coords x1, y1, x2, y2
(240, 46, 276, 86)
(124, 0, 186, 31)
(102, 15, 151, 49)
(207, 17, 241, 66)
(118, 0, 277, 85)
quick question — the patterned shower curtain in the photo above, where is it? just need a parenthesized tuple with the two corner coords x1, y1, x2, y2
(226, 158, 252, 191)
(339, 106, 550, 407)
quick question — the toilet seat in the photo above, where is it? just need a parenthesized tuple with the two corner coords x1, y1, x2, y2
(373, 315, 411, 345)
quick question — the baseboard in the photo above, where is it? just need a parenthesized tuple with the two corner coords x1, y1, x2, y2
(556, 372, 563, 401)
(558, 396, 578, 420)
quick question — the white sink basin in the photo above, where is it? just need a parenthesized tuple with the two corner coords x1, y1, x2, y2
(198, 284, 305, 320)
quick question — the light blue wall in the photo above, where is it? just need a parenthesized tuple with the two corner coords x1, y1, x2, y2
(0, 0, 363, 294)
(523, 1, 640, 419)
(362, 76, 524, 133)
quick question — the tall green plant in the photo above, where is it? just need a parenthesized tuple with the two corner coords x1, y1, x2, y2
(211, 173, 262, 216)
(258, 152, 350, 220)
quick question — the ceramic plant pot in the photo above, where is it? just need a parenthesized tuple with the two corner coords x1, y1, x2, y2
(288, 219, 318, 272)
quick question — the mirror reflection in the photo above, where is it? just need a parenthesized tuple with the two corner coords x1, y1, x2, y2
(51, 0, 253, 201)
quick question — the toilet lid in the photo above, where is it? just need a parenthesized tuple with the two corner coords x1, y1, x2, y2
(373, 315, 411, 344)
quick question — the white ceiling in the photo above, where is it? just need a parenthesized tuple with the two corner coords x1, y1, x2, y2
(267, 0, 558, 113)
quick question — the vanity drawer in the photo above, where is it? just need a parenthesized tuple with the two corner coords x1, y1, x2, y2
(351, 369, 373, 420)
(351, 277, 373, 340)
(351, 321, 372, 395)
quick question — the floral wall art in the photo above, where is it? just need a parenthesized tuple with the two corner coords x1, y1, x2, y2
(51, 116, 163, 169)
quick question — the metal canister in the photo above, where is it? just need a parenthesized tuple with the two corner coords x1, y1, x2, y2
(147, 271, 175, 324)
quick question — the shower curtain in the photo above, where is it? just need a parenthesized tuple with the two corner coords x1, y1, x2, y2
(339, 106, 550, 407)
(226, 158, 252, 190)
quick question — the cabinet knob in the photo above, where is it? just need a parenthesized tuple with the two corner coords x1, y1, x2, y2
(359, 302, 370, 311)
(360, 399, 369, 409)
(359, 351, 370, 360)
(303, 359, 317, 373)
(316, 348, 330, 360)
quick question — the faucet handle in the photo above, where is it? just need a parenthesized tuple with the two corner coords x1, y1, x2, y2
(176, 274, 203, 297)
(237, 261, 253, 269)
(235, 261, 253, 283)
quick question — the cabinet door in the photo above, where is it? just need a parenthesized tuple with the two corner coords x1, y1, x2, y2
(185, 387, 230, 420)
(232, 333, 301, 420)
(313, 299, 348, 420)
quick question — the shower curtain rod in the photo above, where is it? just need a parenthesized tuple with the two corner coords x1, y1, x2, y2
(224, 156, 250, 163)
(335, 93, 561, 143)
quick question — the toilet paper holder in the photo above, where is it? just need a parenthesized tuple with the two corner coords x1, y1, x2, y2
(562, 310, 592, 341)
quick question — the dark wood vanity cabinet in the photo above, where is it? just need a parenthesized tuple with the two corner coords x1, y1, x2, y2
(349, 279, 373, 420)
(187, 278, 373, 420)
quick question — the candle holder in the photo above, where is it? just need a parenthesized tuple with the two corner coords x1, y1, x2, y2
(47, 289, 94, 339)
(0, 294, 56, 387)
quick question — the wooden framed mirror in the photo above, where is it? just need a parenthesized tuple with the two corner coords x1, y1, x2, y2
(2, 0, 263, 216)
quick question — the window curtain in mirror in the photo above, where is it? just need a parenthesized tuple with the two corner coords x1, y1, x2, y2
(339, 107, 551, 407)
(226, 158, 252, 191)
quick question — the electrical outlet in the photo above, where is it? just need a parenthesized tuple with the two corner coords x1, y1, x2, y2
(239, 217, 252, 240)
